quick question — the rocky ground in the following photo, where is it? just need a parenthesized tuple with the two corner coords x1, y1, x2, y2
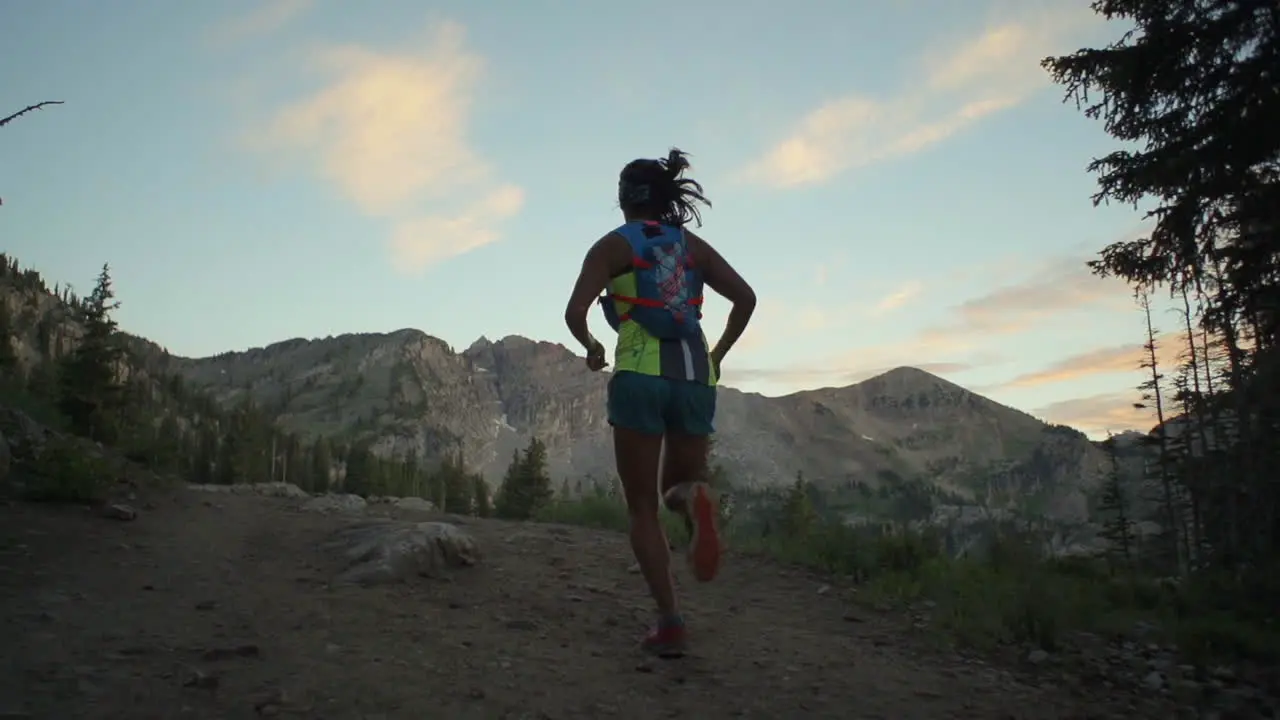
(0, 483, 1211, 720)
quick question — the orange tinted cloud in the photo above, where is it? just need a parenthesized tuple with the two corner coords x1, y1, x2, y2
(210, 0, 312, 45)
(929, 255, 1131, 339)
(741, 4, 1098, 187)
(725, 361, 976, 389)
(1035, 392, 1158, 437)
(390, 185, 525, 271)
(248, 21, 521, 273)
(869, 280, 924, 316)
(1001, 332, 1189, 388)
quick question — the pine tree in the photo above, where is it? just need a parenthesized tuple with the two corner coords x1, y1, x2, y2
(1043, 0, 1280, 574)
(344, 442, 375, 496)
(311, 438, 333, 492)
(781, 471, 817, 537)
(495, 450, 522, 517)
(494, 438, 553, 520)
(473, 475, 492, 517)
(1135, 289, 1187, 574)
(57, 263, 124, 442)
(1097, 434, 1136, 576)
(437, 452, 475, 514)
(0, 298, 17, 372)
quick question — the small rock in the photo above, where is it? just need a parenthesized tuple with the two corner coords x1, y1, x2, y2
(102, 503, 137, 521)
(1142, 670, 1164, 691)
(201, 644, 260, 661)
(253, 687, 289, 715)
(182, 667, 219, 690)
(1027, 649, 1050, 665)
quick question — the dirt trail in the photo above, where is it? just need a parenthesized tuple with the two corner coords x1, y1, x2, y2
(0, 488, 1169, 719)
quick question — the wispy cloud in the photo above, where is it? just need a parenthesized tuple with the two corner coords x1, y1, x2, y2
(724, 322, 1001, 389)
(1000, 332, 1188, 389)
(726, 361, 977, 389)
(246, 21, 522, 273)
(210, 0, 313, 46)
(390, 185, 525, 270)
(1035, 391, 1157, 437)
(869, 280, 924, 316)
(740, 4, 1097, 188)
(722, 250, 1130, 391)
(918, 253, 1132, 345)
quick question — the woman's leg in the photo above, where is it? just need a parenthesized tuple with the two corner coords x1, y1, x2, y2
(662, 381, 721, 582)
(606, 373, 680, 620)
(613, 425, 673, 615)
(662, 433, 721, 582)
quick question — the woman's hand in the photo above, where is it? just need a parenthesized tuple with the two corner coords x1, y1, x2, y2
(586, 339, 609, 371)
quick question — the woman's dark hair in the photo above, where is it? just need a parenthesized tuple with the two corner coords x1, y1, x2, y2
(617, 147, 712, 227)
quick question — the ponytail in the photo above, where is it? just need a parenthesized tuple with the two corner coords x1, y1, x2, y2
(618, 147, 712, 227)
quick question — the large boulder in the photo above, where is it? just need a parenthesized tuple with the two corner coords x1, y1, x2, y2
(392, 496, 435, 512)
(0, 406, 51, 463)
(303, 493, 367, 513)
(188, 482, 311, 498)
(323, 520, 479, 585)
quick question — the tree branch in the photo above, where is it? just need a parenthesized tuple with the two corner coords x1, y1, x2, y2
(0, 101, 65, 128)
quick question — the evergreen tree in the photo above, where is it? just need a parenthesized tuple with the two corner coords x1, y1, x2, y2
(781, 471, 817, 537)
(344, 442, 376, 496)
(494, 437, 553, 520)
(193, 425, 218, 484)
(473, 475, 492, 517)
(0, 298, 16, 372)
(57, 263, 124, 442)
(1044, 0, 1280, 574)
(1097, 434, 1136, 576)
(437, 452, 475, 514)
(311, 438, 333, 492)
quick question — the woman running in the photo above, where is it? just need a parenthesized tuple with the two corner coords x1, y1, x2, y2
(563, 147, 757, 656)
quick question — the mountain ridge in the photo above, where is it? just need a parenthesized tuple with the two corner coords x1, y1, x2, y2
(158, 328, 1110, 521)
(0, 259, 1113, 523)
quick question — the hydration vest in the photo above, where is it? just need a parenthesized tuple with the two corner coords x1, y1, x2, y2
(598, 220, 705, 341)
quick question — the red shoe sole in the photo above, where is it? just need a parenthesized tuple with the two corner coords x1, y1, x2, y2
(688, 483, 721, 582)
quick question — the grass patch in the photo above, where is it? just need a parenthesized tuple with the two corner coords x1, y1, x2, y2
(0, 375, 68, 431)
(537, 494, 1280, 665)
(20, 435, 112, 504)
(534, 494, 689, 543)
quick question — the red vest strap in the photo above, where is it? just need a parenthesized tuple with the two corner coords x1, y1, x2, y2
(610, 294, 703, 308)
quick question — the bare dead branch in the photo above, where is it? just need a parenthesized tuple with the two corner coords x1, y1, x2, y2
(0, 101, 65, 128)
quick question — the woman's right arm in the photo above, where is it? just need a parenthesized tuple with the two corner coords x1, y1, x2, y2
(687, 230, 757, 365)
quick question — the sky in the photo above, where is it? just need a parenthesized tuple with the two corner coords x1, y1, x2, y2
(1, 0, 1185, 438)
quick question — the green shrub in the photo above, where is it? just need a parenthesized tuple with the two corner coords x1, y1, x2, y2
(533, 489, 1279, 664)
(533, 495, 688, 543)
(21, 437, 111, 504)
